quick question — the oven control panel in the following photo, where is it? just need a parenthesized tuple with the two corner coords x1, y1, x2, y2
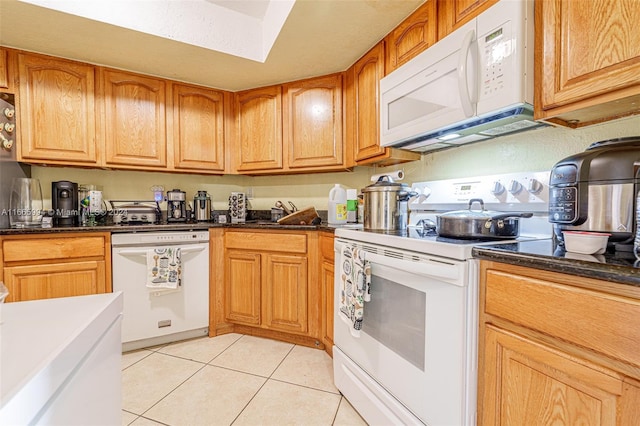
(410, 171, 550, 212)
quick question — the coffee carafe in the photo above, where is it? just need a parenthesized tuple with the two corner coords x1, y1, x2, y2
(52, 181, 78, 226)
(194, 191, 211, 221)
(166, 189, 187, 222)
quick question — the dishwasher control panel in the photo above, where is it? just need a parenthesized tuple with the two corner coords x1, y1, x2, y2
(111, 231, 209, 246)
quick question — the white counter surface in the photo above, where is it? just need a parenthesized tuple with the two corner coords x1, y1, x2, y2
(0, 292, 123, 425)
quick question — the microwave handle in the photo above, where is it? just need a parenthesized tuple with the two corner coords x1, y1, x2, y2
(457, 29, 477, 117)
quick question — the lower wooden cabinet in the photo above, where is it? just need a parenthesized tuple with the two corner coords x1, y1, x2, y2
(479, 261, 640, 425)
(0, 232, 111, 302)
(320, 232, 334, 356)
(212, 229, 322, 348)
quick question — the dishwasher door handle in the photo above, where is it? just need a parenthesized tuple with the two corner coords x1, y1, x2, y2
(116, 246, 206, 257)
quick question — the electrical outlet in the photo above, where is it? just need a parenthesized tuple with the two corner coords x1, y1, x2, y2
(246, 187, 254, 199)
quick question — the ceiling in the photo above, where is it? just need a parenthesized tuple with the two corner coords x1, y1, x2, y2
(0, 0, 424, 91)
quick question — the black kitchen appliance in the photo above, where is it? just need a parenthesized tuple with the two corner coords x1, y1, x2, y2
(548, 137, 640, 249)
(52, 180, 78, 226)
(167, 189, 187, 222)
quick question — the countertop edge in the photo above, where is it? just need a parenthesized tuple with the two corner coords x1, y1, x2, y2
(473, 246, 640, 287)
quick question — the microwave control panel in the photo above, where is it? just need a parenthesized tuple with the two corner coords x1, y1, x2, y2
(479, 22, 512, 98)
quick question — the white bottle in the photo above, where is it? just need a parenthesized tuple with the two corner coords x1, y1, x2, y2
(328, 184, 347, 225)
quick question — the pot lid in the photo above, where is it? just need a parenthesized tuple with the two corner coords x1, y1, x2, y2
(362, 175, 410, 192)
(438, 199, 533, 220)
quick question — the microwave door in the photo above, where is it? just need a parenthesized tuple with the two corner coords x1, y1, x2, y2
(381, 47, 477, 146)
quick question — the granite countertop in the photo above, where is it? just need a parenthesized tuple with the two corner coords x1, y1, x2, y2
(0, 220, 341, 235)
(472, 239, 640, 287)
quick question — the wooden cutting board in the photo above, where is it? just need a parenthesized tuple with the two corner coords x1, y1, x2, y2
(277, 207, 320, 225)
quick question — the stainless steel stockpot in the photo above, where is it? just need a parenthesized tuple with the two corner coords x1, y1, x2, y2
(362, 176, 416, 231)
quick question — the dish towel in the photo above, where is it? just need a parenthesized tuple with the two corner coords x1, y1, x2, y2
(338, 244, 371, 337)
(146, 247, 182, 296)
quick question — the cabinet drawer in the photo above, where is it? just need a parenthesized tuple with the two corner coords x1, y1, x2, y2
(485, 269, 640, 369)
(2, 236, 106, 262)
(225, 231, 307, 253)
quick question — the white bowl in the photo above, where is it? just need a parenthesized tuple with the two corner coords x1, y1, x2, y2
(563, 231, 610, 255)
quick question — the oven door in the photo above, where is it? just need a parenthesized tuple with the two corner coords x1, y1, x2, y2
(333, 238, 477, 426)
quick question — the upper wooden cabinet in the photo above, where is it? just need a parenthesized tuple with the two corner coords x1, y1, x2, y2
(234, 85, 283, 173)
(17, 53, 98, 165)
(0, 48, 11, 91)
(534, 0, 640, 127)
(100, 69, 167, 169)
(170, 83, 226, 173)
(436, 0, 499, 40)
(384, 0, 437, 74)
(283, 73, 347, 171)
(348, 42, 420, 166)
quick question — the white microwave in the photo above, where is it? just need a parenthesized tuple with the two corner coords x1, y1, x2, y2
(380, 0, 543, 152)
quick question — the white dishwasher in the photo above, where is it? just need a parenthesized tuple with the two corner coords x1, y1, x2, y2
(111, 230, 209, 351)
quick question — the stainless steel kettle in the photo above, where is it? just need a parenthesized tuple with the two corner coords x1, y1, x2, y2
(194, 191, 211, 221)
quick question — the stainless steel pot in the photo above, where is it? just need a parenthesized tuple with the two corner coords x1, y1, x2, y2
(437, 199, 533, 239)
(363, 176, 417, 231)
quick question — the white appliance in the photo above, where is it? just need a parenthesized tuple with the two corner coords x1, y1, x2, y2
(112, 231, 209, 351)
(380, 0, 543, 152)
(333, 171, 551, 425)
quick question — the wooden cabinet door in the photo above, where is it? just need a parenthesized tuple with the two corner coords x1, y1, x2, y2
(4, 261, 106, 302)
(263, 253, 308, 333)
(171, 83, 225, 173)
(283, 74, 344, 170)
(234, 85, 283, 172)
(385, 0, 437, 74)
(352, 42, 386, 162)
(319, 233, 335, 354)
(535, 0, 640, 126)
(482, 325, 628, 425)
(18, 53, 97, 164)
(225, 250, 261, 325)
(0, 48, 9, 90)
(101, 69, 166, 168)
(436, 0, 499, 40)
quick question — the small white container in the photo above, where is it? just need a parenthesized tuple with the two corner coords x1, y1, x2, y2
(563, 231, 610, 255)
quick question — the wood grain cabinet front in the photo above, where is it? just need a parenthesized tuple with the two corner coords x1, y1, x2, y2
(534, 0, 640, 127)
(233, 85, 283, 173)
(478, 261, 640, 425)
(17, 53, 98, 165)
(0, 233, 112, 303)
(283, 74, 348, 172)
(100, 69, 167, 169)
(213, 229, 322, 348)
(319, 232, 335, 356)
(170, 83, 227, 173)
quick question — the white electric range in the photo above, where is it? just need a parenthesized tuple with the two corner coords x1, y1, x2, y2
(333, 171, 551, 426)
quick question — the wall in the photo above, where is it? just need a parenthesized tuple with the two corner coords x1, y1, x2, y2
(33, 114, 640, 211)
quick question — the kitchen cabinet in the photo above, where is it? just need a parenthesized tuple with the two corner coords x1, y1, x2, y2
(17, 53, 98, 165)
(384, 0, 437, 75)
(319, 232, 334, 357)
(212, 229, 322, 348)
(0, 232, 112, 303)
(436, 0, 498, 40)
(233, 85, 283, 173)
(347, 42, 420, 166)
(170, 83, 227, 173)
(479, 261, 640, 425)
(0, 47, 11, 91)
(100, 69, 167, 169)
(283, 73, 349, 172)
(534, 0, 640, 128)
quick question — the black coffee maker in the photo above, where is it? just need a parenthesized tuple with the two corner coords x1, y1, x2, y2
(52, 181, 78, 226)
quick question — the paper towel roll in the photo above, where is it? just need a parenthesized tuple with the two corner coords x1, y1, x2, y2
(370, 170, 404, 182)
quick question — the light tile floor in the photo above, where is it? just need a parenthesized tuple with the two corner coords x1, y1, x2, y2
(121, 333, 368, 426)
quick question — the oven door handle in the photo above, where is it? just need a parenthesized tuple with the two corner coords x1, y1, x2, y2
(363, 251, 466, 286)
(116, 246, 206, 257)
